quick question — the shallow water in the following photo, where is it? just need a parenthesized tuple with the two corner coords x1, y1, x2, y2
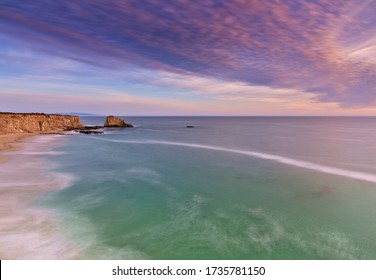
(5, 117, 376, 259)
(0, 135, 77, 259)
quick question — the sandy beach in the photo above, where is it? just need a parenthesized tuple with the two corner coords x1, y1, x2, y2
(0, 133, 33, 164)
(0, 131, 71, 163)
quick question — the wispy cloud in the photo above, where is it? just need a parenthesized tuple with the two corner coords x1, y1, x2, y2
(1, 0, 376, 112)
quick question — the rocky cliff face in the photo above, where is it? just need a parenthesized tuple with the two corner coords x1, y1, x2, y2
(0, 113, 84, 134)
(104, 116, 133, 127)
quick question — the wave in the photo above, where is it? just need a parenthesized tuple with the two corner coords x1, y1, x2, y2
(95, 138, 376, 184)
(0, 135, 77, 259)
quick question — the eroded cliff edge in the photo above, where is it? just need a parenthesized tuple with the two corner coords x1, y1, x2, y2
(0, 113, 84, 134)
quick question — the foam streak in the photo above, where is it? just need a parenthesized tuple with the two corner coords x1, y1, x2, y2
(99, 138, 376, 184)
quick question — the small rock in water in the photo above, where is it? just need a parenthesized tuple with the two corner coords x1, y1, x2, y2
(104, 116, 133, 127)
(186, 125, 195, 128)
(77, 130, 104, 134)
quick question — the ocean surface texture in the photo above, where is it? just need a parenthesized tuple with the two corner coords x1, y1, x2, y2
(7, 117, 376, 259)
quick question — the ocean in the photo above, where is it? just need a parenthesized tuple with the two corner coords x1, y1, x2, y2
(2, 116, 376, 259)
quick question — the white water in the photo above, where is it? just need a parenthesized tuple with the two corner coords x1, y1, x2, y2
(0, 135, 78, 259)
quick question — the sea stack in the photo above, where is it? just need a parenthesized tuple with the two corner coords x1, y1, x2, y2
(104, 116, 134, 128)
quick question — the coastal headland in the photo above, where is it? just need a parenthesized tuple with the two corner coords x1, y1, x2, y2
(0, 112, 83, 163)
(0, 112, 132, 162)
(0, 112, 84, 134)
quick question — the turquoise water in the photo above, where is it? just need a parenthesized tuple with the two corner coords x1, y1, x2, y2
(38, 117, 376, 259)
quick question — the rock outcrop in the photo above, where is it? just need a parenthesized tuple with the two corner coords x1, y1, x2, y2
(104, 116, 133, 127)
(77, 130, 104, 134)
(0, 113, 84, 134)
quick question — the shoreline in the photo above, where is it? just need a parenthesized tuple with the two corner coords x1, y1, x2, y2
(0, 133, 79, 259)
(0, 130, 77, 163)
(0, 133, 36, 164)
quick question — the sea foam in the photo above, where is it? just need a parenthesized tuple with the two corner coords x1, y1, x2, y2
(95, 138, 376, 184)
(0, 135, 77, 259)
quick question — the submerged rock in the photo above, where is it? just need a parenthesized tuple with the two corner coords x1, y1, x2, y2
(104, 116, 133, 128)
(80, 126, 104, 130)
(76, 130, 104, 134)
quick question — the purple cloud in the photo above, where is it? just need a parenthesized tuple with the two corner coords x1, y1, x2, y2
(1, 0, 376, 107)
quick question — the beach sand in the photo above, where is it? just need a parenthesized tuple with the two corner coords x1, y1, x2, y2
(0, 133, 79, 259)
(0, 133, 33, 164)
(0, 131, 70, 163)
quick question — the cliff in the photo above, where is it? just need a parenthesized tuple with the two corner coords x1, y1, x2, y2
(0, 113, 84, 134)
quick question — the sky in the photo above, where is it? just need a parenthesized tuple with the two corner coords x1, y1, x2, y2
(1, 0, 376, 116)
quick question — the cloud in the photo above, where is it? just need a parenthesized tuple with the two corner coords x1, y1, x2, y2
(1, 85, 203, 116)
(1, 0, 376, 107)
(140, 70, 316, 105)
